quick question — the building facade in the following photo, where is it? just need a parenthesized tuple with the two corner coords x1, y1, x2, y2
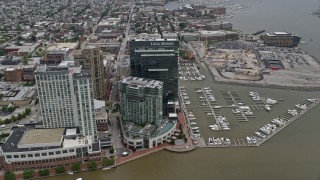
(35, 64, 97, 140)
(4, 67, 23, 82)
(74, 45, 106, 100)
(119, 76, 163, 126)
(0, 127, 101, 172)
(261, 32, 301, 47)
(129, 39, 179, 114)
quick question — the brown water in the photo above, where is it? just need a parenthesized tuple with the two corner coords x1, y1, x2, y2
(47, 62, 320, 180)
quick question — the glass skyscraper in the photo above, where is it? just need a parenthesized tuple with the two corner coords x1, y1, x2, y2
(129, 39, 179, 114)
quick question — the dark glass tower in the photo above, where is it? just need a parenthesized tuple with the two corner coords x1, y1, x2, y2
(129, 39, 179, 114)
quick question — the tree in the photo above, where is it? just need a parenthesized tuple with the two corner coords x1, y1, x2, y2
(179, 22, 187, 30)
(87, 160, 97, 170)
(23, 169, 34, 179)
(72, 161, 81, 172)
(10, 115, 17, 122)
(4, 172, 16, 180)
(109, 146, 115, 154)
(17, 113, 22, 120)
(102, 157, 115, 167)
(24, 108, 31, 115)
(38, 169, 50, 176)
(30, 35, 37, 42)
(0, 48, 5, 56)
(55, 166, 66, 174)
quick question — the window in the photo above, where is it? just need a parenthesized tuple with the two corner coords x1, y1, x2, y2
(35, 153, 40, 157)
(56, 151, 61, 155)
(49, 152, 54, 155)
(13, 155, 19, 158)
(42, 153, 47, 156)
(63, 150, 68, 154)
(21, 154, 26, 158)
(28, 154, 33, 157)
(6, 155, 12, 159)
(69, 149, 75, 153)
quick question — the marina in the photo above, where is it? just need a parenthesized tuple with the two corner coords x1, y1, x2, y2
(201, 98, 320, 148)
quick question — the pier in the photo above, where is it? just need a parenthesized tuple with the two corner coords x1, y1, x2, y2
(201, 98, 320, 148)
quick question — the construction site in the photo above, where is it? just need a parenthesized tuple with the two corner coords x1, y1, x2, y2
(198, 40, 320, 89)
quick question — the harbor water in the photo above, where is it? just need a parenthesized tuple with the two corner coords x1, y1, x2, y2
(48, 0, 320, 179)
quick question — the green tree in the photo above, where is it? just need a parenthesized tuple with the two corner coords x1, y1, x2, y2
(10, 115, 17, 122)
(109, 146, 115, 154)
(87, 160, 97, 170)
(23, 169, 34, 179)
(30, 35, 36, 42)
(2, 106, 7, 111)
(24, 108, 31, 115)
(38, 169, 50, 176)
(55, 166, 66, 174)
(72, 161, 81, 172)
(4, 172, 16, 180)
(17, 113, 22, 120)
(0, 48, 5, 56)
(179, 22, 187, 30)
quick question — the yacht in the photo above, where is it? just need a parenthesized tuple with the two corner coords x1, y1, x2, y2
(193, 130, 200, 133)
(217, 138, 222, 145)
(190, 122, 197, 125)
(213, 138, 218, 145)
(204, 87, 210, 90)
(246, 136, 252, 144)
(307, 98, 316, 103)
(296, 104, 307, 110)
(266, 98, 277, 104)
(208, 138, 213, 145)
(76, 178, 83, 180)
(209, 124, 219, 130)
(244, 111, 253, 115)
(207, 113, 213, 116)
(252, 96, 261, 101)
(191, 126, 199, 130)
(288, 109, 298, 116)
(196, 90, 202, 93)
(225, 138, 231, 145)
(201, 103, 208, 106)
(265, 104, 271, 111)
(249, 91, 257, 97)
(254, 132, 265, 138)
(251, 137, 257, 144)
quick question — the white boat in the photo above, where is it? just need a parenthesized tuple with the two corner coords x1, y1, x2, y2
(207, 113, 213, 116)
(266, 98, 277, 104)
(252, 96, 261, 101)
(213, 138, 218, 145)
(76, 178, 83, 180)
(251, 137, 257, 144)
(265, 104, 271, 111)
(217, 138, 222, 145)
(102, 167, 112, 170)
(296, 104, 307, 110)
(204, 87, 210, 90)
(195, 90, 202, 93)
(244, 111, 253, 115)
(307, 98, 316, 103)
(191, 126, 199, 130)
(246, 136, 252, 144)
(193, 130, 200, 133)
(239, 106, 250, 110)
(68, 172, 74, 175)
(249, 91, 258, 97)
(288, 109, 298, 116)
(201, 103, 208, 106)
(225, 138, 231, 145)
(190, 122, 197, 125)
(208, 138, 213, 145)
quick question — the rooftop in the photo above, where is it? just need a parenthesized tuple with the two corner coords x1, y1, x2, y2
(47, 43, 78, 52)
(121, 76, 163, 89)
(19, 128, 64, 145)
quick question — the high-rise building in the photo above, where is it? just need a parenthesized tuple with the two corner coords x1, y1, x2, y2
(129, 39, 179, 114)
(119, 76, 163, 126)
(74, 45, 106, 100)
(35, 64, 97, 140)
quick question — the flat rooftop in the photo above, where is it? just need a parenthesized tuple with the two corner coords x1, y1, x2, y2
(19, 128, 64, 145)
(47, 43, 78, 52)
